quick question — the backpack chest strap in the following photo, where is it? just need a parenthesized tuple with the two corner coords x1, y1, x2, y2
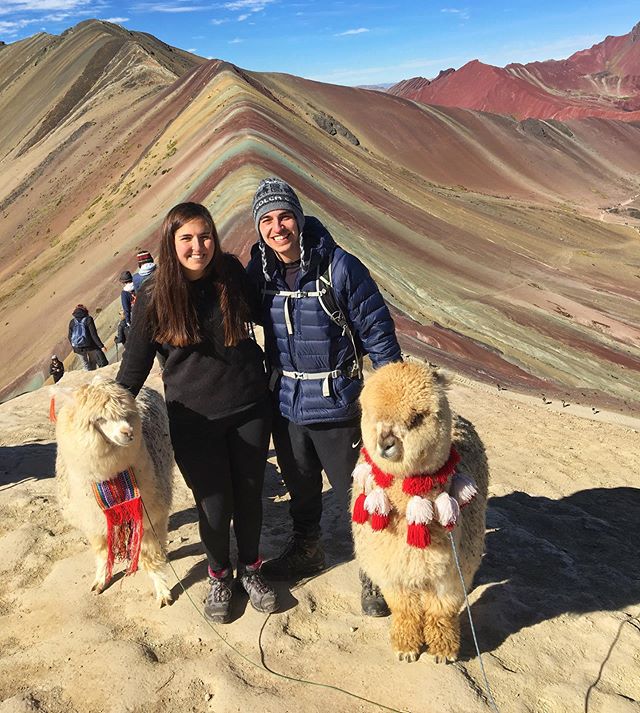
(262, 288, 326, 298)
(280, 368, 342, 397)
(263, 286, 328, 335)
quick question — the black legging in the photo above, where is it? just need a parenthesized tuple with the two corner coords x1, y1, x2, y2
(169, 399, 271, 571)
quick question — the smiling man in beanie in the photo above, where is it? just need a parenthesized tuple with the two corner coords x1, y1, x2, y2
(247, 177, 401, 616)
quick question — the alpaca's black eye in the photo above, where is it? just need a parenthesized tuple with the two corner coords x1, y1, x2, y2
(408, 412, 425, 430)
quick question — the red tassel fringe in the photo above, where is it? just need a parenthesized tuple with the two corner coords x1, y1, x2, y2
(104, 497, 143, 579)
(49, 397, 57, 423)
(370, 513, 390, 531)
(352, 493, 369, 523)
(407, 522, 431, 548)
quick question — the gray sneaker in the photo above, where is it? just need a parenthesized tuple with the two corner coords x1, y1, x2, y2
(237, 561, 278, 614)
(204, 568, 233, 624)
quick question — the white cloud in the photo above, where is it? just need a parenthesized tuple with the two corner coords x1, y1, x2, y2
(310, 55, 460, 85)
(0, 0, 101, 17)
(211, 18, 226, 25)
(335, 27, 369, 37)
(0, 11, 76, 33)
(228, 37, 243, 43)
(0, 20, 27, 32)
(131, 2, 209, 12)
(102, 17, 129, 23)
(0, 0, 91, 12)
(441, 8, 470, 21)
(224, 0, 274, 11)
(238, 13, 249, 21)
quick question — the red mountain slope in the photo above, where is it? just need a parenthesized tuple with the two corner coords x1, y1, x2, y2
(389, 22, 640, 120)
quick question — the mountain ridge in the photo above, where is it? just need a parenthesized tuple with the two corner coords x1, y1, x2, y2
(0, 21, 639, 417)
(389, 22, 640, 121)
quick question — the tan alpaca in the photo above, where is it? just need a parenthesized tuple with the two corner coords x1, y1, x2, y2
(351, 361, 488, 662)
(55, 376, 174, 606)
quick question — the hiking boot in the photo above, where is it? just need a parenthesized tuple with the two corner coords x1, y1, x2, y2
(360, 570, 390, 617)
(237, 561, 278, 614)
(204, 567, 233, 624)
(261, 537, 326, 580)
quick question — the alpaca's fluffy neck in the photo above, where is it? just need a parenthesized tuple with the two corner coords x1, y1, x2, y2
(72, 432, 141, 482)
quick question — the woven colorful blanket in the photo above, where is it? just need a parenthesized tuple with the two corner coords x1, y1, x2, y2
(92, 467, 143, 579)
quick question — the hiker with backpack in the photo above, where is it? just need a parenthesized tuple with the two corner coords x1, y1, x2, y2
(246, 177, 401, 616)
(67, 304, 108, 371)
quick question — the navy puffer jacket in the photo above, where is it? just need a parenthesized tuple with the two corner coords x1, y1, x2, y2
(247, 216, 401, 425)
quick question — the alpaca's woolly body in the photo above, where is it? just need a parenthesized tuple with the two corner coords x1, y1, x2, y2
(55, 378, 174, 605)
(351, 361, 489, 661)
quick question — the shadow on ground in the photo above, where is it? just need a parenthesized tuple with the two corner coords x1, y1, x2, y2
(0, 442, 56, 485)
(461, 487, 640, 658)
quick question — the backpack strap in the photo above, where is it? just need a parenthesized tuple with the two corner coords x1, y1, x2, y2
(316, 259, 362, 379)
(261, 286, 326, 336)
(263, 250, 363, 395)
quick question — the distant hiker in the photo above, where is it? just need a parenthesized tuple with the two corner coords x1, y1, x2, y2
(132, 250, 156, 291)
(49, 355, 64, 383)
(116, 202, 276, 624)
(119, 270, 136, 326)
(246, 177, 401, 616)
(68, 304, 108, 371)
(114, 310, 129, 359)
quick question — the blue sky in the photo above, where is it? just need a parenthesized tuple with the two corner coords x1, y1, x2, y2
(0, 1, 638, 86)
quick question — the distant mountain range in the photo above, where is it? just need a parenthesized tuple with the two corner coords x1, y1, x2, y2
(0, 20, 639, 415)
(389, 22, 640, 121)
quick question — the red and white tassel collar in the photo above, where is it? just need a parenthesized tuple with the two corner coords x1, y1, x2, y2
(362, 446, 460, 493)
(352, 446, 478, 549)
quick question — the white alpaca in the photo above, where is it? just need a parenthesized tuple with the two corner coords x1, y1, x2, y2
(55, 376, 174, 606)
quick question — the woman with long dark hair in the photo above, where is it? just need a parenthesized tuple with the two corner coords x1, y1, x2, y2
(117, 202, 276, 623)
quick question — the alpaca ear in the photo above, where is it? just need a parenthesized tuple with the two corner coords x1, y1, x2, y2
(49, 384, 77, 410)
(434, 368, 453, 389)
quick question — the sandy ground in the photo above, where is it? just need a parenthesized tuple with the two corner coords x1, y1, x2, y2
(1, 363, 639, 713)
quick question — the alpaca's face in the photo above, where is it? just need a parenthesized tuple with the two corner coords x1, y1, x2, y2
(73, 379, 141, 448)
(359, 362, 453, 477)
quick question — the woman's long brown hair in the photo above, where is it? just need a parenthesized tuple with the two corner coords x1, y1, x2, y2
(149, 202, 250, 347)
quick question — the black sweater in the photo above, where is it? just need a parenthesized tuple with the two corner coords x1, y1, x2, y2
(116, 255, 267, 420)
